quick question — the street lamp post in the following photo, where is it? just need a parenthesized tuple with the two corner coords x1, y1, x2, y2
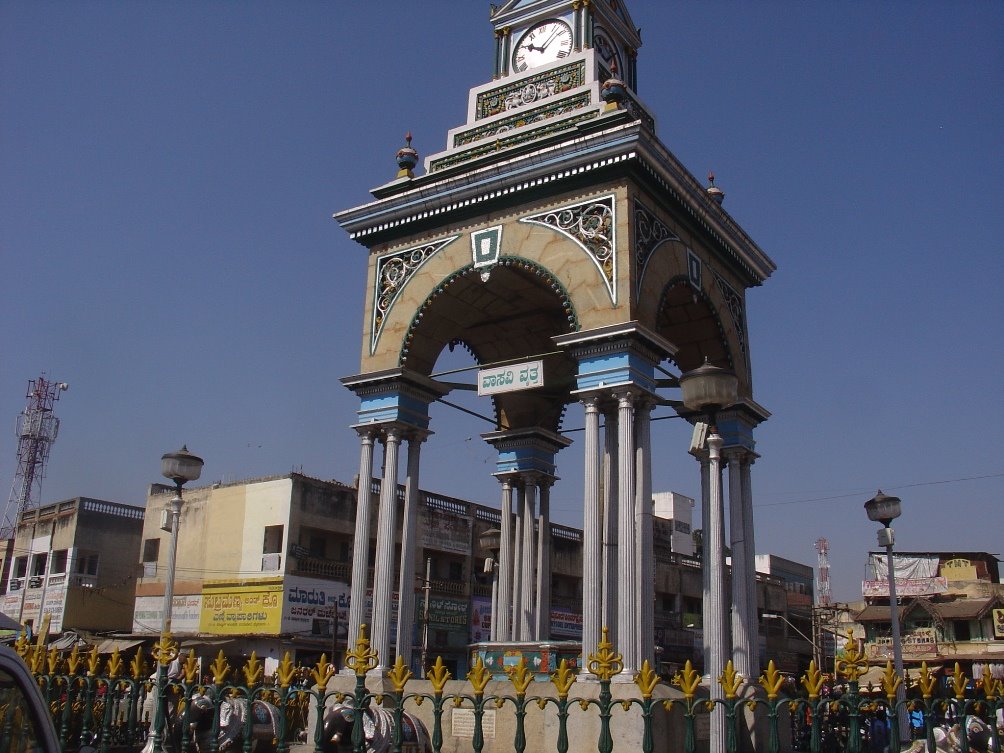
(864, 489, 909, 743)
(151, 445, 203, 753)
(159, 445, 204, 636)
(679, 359, 738, 753)
(478, 528, 502, 642)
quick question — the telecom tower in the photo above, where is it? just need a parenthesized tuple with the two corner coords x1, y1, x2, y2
(1, 376, 68, 593)
(815, 537, 831, 606)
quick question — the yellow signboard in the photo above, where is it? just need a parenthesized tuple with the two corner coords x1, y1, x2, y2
(942, 558, 977, 581)
(993, 608, 1004, 640)
(200, 581, 283, 634)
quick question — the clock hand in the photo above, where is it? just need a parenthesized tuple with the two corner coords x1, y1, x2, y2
(539, 29, 561, 50)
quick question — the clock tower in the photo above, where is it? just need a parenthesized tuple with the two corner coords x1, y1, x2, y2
(335, 0, 775, 699)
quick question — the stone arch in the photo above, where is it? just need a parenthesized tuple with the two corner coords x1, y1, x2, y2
(655, 275, 748, 395)
(399, 257, 579, 434)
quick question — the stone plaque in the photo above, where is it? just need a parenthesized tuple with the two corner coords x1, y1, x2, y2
(451, 708, 496, 739)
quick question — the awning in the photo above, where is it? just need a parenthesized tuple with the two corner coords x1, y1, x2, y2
(49, 631, 86, 651)
(0, 613, 21, 631)
(179, 638, 234, 650)
(95, 638, 144, 654)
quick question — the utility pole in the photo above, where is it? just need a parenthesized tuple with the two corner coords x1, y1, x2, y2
(420, 557, 431, 679)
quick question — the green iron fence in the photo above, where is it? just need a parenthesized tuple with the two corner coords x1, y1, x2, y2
(12, 627, 1004, 753)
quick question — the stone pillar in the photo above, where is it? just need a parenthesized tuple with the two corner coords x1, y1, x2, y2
(535, 481, 551, 640)
(601, 405, 618, 645)
(615, 389, 637, 676)
(371, 427, 401, 671)
(740, 454, 759, 677)
(347, 428, 376, 654)
(511, 484, 524, 638)
(395, 433, 424, 668)
(706, 429, 729, 753)
(519, 476, 538, 641)
(496, 477, 514, 642)
(728, 449, 753, 680)
(581, 395, 602, 665)
(698, 455, 711, 664)
(635, 400, 654, 668)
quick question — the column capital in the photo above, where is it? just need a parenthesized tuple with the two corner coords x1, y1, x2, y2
(612, 386, 636, 406)
(355, 425, 378, 442)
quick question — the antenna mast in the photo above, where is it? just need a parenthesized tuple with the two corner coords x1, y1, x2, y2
(2, 375, 69, 539)
(814, 536, 831, 606)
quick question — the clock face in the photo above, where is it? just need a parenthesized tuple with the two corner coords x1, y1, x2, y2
(512, 20, 573, 73)
(593, 29, 622, 75)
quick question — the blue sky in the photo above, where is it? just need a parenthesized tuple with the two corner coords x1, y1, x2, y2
(2, 1, 1002, 603)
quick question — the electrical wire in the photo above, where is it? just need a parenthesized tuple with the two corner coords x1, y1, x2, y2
(754, 472, 1004, 508)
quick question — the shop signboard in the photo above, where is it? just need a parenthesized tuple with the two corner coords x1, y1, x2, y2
(861, 577, 947, 597)
(200, 580, 283, 634)
(470, 596, 491, 643)
(550, 608, 582, 639)
(993, 608, 1004, 640)
(132, 594, 203, 634)
(282, 576, 349, 639)
(420, 509, 469, 554)
(0, 595, 20, 622)
(41, 587, 65, 633)
(20, 591, 42, 625)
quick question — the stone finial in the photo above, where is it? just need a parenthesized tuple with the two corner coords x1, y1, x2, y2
(706, 171, 725, 205)
(396, 132, 419, 179)
(599, 58, 627, 112)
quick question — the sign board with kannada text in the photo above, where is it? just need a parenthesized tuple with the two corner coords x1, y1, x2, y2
(478, 360, 543, 396)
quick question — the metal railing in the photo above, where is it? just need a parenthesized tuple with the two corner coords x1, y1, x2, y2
(13, 629, 1004, 753)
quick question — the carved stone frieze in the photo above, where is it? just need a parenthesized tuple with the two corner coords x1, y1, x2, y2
(475, 61, 587, 120)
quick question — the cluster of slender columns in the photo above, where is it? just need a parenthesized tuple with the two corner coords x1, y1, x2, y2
(492, 472, 554, 643)
(578, 389, 655, 678)
(344, 390, 759, 700)
(694, 429, 759, 753)
(346, 423, 427, 673)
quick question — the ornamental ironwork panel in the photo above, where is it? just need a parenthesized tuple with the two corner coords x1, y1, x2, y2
(634, 200, 680, 298)
(521, 195, 617, 303)
(372, 236, 460, 354)
(713, 270, 749, 374)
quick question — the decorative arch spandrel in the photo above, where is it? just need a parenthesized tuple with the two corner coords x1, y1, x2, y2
(360, 189, 637, 374)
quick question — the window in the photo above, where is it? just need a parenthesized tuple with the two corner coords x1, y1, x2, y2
(12, 558, 26, 579)
(954, 620, 971, 641)
(30, 554, 47, 577)
(449, 561, 463, 582)
(50, 550, 67, 574)
(263, 525, 284, 555)
(142, 539, 160, 563)
(308, 535, 325, 558)
(75, 553, 98, 576)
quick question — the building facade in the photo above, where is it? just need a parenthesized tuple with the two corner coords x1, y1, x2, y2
(0, 497, 144, 634)
(855, 551, 1004, 685)
(134, 472, 800, 678)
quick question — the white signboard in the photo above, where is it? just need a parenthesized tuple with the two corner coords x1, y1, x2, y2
(478, 360, 543, 396)
(133, 594, 203, 634)
(281, 575, 349, 638)
(861, 577, 947, 597)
